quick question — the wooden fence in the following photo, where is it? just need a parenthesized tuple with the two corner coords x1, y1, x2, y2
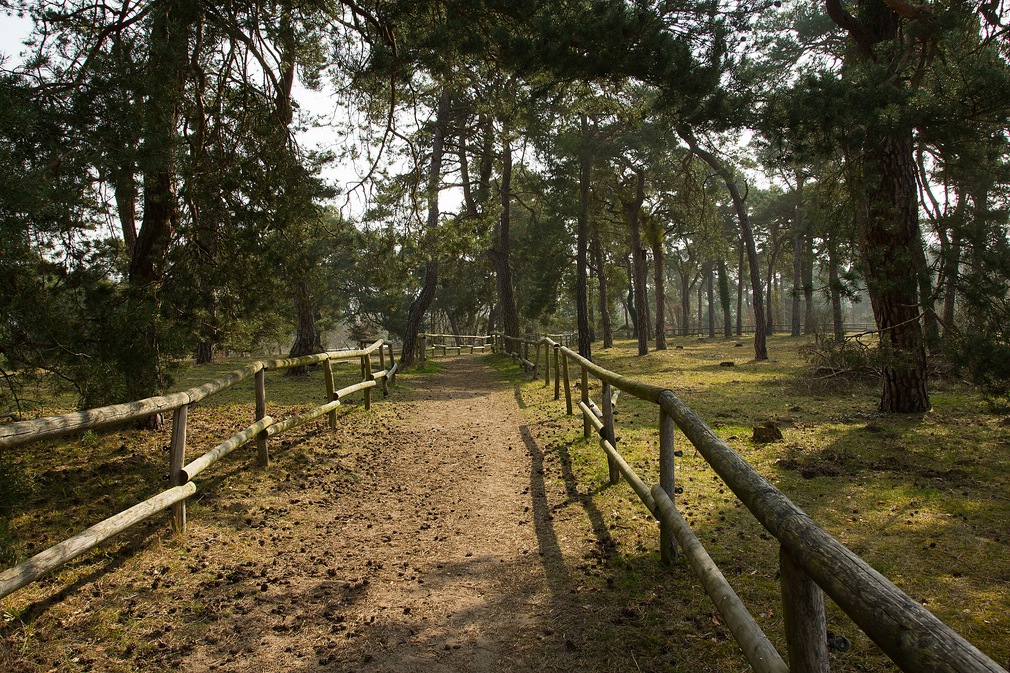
(0, 340, 398, 601)
(502, 333, 1005, 673)
(417, 333, 494, 358)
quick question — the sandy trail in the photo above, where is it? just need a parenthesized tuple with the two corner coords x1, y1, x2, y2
(179, 356, 561, 673)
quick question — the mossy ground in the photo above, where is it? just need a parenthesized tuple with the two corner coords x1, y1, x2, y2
(501, 334, 1010, 671)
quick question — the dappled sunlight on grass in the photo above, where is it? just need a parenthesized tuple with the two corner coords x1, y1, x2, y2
(504, 334, 1010, 671)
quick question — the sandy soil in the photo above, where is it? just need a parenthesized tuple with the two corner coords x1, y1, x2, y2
(171, 356, 573, 673)
(5, 355, 696, 673)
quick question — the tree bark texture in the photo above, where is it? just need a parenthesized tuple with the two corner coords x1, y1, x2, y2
(861, 132, 930, 412)
(650, 221, 667, 350)
(130, 0, 196, 287)
(792, 224, 803, 337)
(493, 130, 521, 349)
(592, 227, 614, 348)
(827, 235, 846, 341)
(827, 0, 930, 411)
(705, 260, 716, 338)
(803, 236, 817, 334)
(718, 259, 733, 337)
(625, 168, 649, 356)
(287, 280, 318, 375)
(576, 115, 592, 359)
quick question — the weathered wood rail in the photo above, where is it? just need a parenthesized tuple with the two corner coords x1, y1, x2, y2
(416, 333, 494, 358)
(502, 334, 1006, 673)
(0, 340, 398, 600)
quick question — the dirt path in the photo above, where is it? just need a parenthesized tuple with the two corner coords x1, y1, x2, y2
(178, 356, 562, 673)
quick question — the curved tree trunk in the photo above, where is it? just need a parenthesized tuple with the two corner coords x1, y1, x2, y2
(679, 128, 767, 359)
(401, 89, 451, 367)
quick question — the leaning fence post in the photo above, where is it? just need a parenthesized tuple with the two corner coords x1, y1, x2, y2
(602, 382, 619, 485)
(169, 403, 188, 535)
(256, 368, 269, 466)
(780, 545, 830, 673)
(659, 406, 677, 564)
(323, 358, 337, 430)
(581, 366, 591, 439)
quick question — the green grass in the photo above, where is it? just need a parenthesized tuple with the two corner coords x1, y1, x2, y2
(498, 334, 1010, 672)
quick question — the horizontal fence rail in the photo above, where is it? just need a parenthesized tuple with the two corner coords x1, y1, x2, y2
(416, 333, 495, 359)
(0, 340, 399, 601)
(500, 333, 1006, 673)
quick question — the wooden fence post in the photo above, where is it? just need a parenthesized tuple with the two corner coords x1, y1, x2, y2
(780, 545, 830, 673)
(323, 358, 337, 430)
(419, 334, 427, 364)
(388, 343, 397, 384)
(169, 404, 188, 535)
(544, 343, 550, 387)
(601, 382, 619, 485)
(563, 353, 573, 415)
(256, 368, 269, 467)
(659, 407, 677, 564)
(363, 355, 373, 410)
(553, 345, 561, 400)
(581, 366, 590, 439)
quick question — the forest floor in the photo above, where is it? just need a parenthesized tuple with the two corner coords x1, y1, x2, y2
(1, 354, 698, 673)
(3, 339, 1010, 672)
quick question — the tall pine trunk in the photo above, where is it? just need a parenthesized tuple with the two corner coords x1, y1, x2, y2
(592, 228, 614, 348)
(492, 129, 521, 350)
(576, 115, 592, 359)
(792, 225, 803, 337)
(705, 261, 716, 338)
(650, 221, 667, 350)
(625, 168, 649, 356)
(718, 259, 733, 337)
(827, 0, 929, 412)
(401, 89, 451, 368)
(860, 132, 929, 412)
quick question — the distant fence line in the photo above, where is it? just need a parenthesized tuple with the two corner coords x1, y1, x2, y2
(498, 333, 1004, 673)
(0, 340, 398, 600)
